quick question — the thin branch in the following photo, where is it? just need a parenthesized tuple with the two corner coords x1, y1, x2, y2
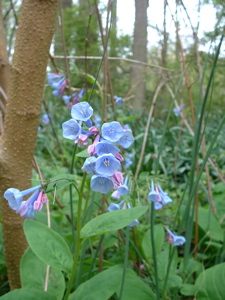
(134, 80, 166, 180)
(53, 55, 173, 71)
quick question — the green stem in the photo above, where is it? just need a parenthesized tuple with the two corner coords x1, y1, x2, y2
(150, 202, 160, 300)
(86, 234, 105, 280)
(162, 245, 175, 299)
(119, 226, 130, 300)
(70, 144, 78, 251)
(64, 173, 87, 300)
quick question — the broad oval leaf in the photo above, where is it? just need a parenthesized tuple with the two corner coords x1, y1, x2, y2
(69, 265, 123, 300)
(142, 224, 164, 262)
(80, 206, 148, 239)
(197, 207, 223, 242)
(24, 220, 73, 275)
(20, 247, 65, 300)
(0, 288, 56, 300)
(116, 268, 156, 300)
(195, 262, 225, 299)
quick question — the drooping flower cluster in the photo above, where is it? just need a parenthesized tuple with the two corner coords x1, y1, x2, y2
(62, 101, 135, 196)
(47, 73, 85, 108)
(166, 229, 186, 246)
(62, 88, 85, 108)
(4, 185, 48, 219)
(114, 95, 124, 107)
(148, 181, 173, 210)
(148, 181, 186, 246)
(62, 100, 139, 227)
(47, 73, 66, 98)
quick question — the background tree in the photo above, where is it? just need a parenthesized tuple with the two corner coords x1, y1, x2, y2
(130, 0, 148, 109)
(0, 0, 58, 289)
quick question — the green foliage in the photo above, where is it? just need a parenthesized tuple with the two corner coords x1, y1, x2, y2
(1, 0, 225, 299)
(69, 265, 123, 300)
(142, 224, 165, 262)
(81, 206, 148, 238)
(0, 288, 56, 300)
(20, 248, 65, 300)
(115, 268, 156, 300)
(23, 220, 73, 276)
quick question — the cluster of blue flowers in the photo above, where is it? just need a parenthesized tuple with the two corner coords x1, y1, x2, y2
(62, 89, 86, 108)
(62, 101, 140, 226)
(148, 181, 186, 246)
(62, 101, 134, 193)
(47, 73, 85, 108)
(4, 186, 48, 218)
(47, 73, 66, 98)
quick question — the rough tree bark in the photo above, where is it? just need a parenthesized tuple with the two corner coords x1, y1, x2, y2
(0, 0, 58, 289)
(130, 0, 148, 110)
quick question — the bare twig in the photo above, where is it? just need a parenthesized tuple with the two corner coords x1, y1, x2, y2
(134, 80, 166, 180)
(53, 55, 173, 71)
(58, 0, 72, 95)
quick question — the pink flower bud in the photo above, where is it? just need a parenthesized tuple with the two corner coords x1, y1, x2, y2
(88, 144, 96, 156)
(112, 171, 124, 186)
(41, 193, 48, 204)
(115, 153, 124, 162)
(89, 126, 99, 134)
(33, 201, 43, 211)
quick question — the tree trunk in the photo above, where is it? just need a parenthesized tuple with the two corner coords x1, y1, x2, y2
(0, 0, 58, 289)
(130, 0, 148, 110)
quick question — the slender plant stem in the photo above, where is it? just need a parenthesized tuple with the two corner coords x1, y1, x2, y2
(150, 202, 160, 300)
(64, 173, 87, 300)
(119, 226, 130, 300)
(69, 144, 78, 251)
(86, 234, 105, 280)
(162, 246, 175, 299)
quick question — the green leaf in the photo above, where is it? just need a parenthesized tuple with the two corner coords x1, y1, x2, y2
(0, 288, 56, 300)
(142, 224, 164, 261)
(23, 220, 73, 275)
(20, 248, 65, 300)
(76, 149, 89, 158)
(167, 274, 183, 289)
(116, 268, 156, 300)
(69, 265, 123, 300)
(156, 243, 182, 289)
(80, 206, 148, 239)
(197, 207, 223, 241)
(195, 262, 225, 299)
(180, 284, 196, 296)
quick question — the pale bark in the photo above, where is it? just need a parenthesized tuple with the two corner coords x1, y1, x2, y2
(0, 0, 58, 289)
(130, 0, 148, 110)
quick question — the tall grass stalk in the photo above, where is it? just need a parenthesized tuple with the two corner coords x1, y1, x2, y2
(183, 33, 224, 263)
(150, 202, 160, 300)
